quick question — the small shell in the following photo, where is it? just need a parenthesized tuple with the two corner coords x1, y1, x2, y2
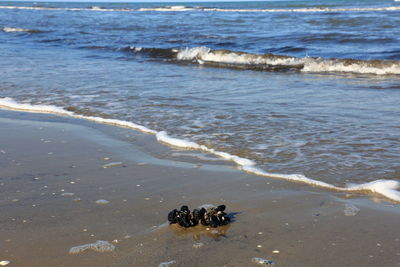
(0, 261, 10, 266)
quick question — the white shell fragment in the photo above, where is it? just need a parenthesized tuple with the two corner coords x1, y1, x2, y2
(102, 162, 123, 168)
(158, 260, 176, 267)
(251, 257, 275, 266)
(0, 261, 10, 266)
(272, 250, 280, 254)
(69, 240, 115, 254)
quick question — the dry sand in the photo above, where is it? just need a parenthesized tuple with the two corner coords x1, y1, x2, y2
(0, 109, 399, 267)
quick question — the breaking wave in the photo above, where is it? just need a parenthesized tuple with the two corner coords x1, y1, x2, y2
(1, 97, 400, 203)
(126, 46, 400, 75)
(140, 6, 400, 13)
(1, 5, 400, 13)
(0, 5, 129, 12)
(2, 26, 40, 33)
(138, 5, 195, 12)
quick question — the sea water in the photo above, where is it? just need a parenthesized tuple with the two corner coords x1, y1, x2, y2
(0, 0, 399, 201)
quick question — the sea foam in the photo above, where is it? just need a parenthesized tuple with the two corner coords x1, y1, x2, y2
(138, 6, 195, 12)
(0, 5, 127, 12)
(69, 240, 115, 254)
(2, 27, 37, 33)
(174, 47, 400, 75)
(1, 5, 400, 13)
(1, 97, 400, 203)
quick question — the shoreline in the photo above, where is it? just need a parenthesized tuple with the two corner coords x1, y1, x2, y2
(1, 98, 399, 203)
(1, 109, 400, 266)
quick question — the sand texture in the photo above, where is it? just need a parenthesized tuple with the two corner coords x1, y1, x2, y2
(0, 110, 399, 267)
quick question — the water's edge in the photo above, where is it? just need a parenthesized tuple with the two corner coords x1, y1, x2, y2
(1, 97, 399, 203)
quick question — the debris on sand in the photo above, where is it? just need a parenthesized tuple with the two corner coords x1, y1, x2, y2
(69, 240, 115, 254)
(168, 205, 230, 228)
(158, 260, 176, 267)
(0, 261, 11, 266)
(193, 242, 204, 248)
(251, 257, 275, 266)
(102, 162, 123, 168)
(344, 203, 360, 216)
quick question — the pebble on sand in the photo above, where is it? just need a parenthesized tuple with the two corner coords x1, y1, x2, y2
(251, 257, 275, 266)
(0, 261, 10, 266)
(69, 240, 115, 254)
(95, 199, 110, 205)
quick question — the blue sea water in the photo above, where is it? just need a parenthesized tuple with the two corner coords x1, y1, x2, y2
(0, 0, 400, 194)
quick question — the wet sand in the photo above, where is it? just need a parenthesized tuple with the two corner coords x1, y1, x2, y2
(0, 109, 399, 267)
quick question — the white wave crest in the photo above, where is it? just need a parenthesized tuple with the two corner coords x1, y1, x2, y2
(156, 131, 255, 166)
(175, 47, 400, 75)
(301, 58, 400, 75)
(136, 6, 400, 13)
(138, 6, 195, 12)
(1, 97, 399, 203)
(177, 47, 302, 66)
(1, 5, 400, 13)
(156, 131, 202, 149)
(202, 6, 400, 13)
(346, 180, 400, 202)
(0, 5, 130, 12)
(0, 97, 156, 134)
(2, 27, 35, 33)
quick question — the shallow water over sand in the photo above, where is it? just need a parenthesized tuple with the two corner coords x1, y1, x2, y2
(1, 0, 400, 189)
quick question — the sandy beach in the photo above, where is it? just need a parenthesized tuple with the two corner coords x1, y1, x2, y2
(0, 109, 399, 267)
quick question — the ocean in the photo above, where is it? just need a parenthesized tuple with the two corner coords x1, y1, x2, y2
(1, 0, 400, 201)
